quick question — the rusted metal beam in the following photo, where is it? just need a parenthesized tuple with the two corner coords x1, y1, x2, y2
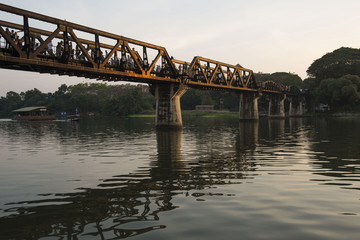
(68, 28, 95, 67)
(100, 40, 121, 68)
(123, 41, 144, 73)
(0, 3, 163, 50)
(198, 60, 208, 84)
(33, 26, 62, 56)
(0, 54, 178, 83)
(209, 64, 219, 84)
(62, 27, 70, 63)
(94, 34, 101, 67)
(194, 56, 253, 73)
(23, 16, 31, 58)
(0, 26, 24, 57)
(148, 50, 161, 74)
(219, 67, 226, 85)
(0, 3, 292, 95)
(0, 20, 131, 55)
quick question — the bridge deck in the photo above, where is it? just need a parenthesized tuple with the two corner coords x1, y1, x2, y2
(0, 3, 301, 95)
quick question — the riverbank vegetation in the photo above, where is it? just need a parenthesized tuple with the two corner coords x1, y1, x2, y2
(0, 82, 243, 118)
(1, 47, 360, 117)
(0, 84, 155, 118)
(304, 47, 360, 112)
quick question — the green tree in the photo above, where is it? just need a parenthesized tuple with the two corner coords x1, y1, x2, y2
(181, 88, 202, 110)
(56, 84, 69, 96)
(199, 91, 215, 106)
(0, 91, 23, 117)
(23, 88, 48, 107)
(307, 47, 360, 79)
(67, 83, 111, 113)
(102, 88, 154, 116)
(49, 84, 69, 112)
(266, 72, 303, 88)
(0, 83, 156, 117)
(303, 77, 321, 90)
(316, 75, 360, 110)
(302, 77, 322, 112)
(209, 90, 238, 110)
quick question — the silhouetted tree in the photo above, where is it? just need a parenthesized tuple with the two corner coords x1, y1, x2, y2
(316, 75, 360, 110)
(307, 47, 360, 79)
(23, 88, 48, 107)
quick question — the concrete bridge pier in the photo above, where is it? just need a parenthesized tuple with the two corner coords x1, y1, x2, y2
(239, 92, 260, 120)
(151, 83, 188, 128)
(289, 96, 304, 117)
(268, 94, 286, 118)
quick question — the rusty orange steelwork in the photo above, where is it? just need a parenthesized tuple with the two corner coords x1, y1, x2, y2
(0, 3, 299, 95)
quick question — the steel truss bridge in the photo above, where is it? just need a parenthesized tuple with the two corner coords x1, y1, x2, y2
(0, 3, 304, 126)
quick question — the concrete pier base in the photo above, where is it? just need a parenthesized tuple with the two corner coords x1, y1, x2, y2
(152, 83, 188, 128)
(239, 92, 260, 120)
(289, 97, 304, 117)
(268, 94, 286, 118)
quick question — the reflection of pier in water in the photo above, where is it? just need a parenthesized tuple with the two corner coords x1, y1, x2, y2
(0, 125, 259, 239)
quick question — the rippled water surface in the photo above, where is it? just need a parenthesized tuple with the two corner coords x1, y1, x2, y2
(0, 116, 360, 240)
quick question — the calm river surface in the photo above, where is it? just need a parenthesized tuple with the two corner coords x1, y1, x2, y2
(0, 116, 360, 240)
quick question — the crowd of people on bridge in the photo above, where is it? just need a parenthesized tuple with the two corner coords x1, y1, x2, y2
(0, 26, 179, 75)
(0, 27, 251, 83)
(1, 29, 246, 81)
(0, 28, 20, 49)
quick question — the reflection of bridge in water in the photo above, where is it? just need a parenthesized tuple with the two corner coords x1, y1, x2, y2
(1, 118, 354, 239)
(0, 4, 305, 127)
(0, 122, 259, 239)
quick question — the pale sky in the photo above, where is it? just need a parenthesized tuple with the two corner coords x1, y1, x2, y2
(1, 0, 360, 96)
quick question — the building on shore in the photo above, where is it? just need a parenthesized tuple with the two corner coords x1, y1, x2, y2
(12, 106, 56, 120)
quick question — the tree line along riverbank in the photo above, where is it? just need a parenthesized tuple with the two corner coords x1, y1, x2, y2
(1, 47, 360, 118)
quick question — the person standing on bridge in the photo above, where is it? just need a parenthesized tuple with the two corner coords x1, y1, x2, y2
(56, 42, 62, 56)
(47, 41, 53, 55)
(75, 45, 81, 60)
(14, 31, 19, 48)
(34, 42, 39, 51)
(70, 42, 74, 59)
(5, 28, 10, 48)
(10, 30, 15, 42)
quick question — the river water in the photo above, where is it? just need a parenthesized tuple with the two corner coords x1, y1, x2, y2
(0, 116, 359, 240)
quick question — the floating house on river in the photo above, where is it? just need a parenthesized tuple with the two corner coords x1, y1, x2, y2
(12, 106, 56, 121)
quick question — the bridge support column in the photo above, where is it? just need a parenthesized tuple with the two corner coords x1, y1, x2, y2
(239, 92, 260, 120)
(268, 94, 286, 118)
(152, 83, 188, 128)
(289, 97, 303, 117)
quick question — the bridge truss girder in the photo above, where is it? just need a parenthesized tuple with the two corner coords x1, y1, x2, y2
(176, 56, 258, 92)
(0, 3, 270, 94)
(0, 4, 179, 84)
(0, 3, 306, 99)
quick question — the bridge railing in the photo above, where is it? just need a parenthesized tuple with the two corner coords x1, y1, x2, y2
(0, 3, 304, 96)
(261, 80, 283, 93)
(172, 56, 258, 91)
(0, 3, 179, 83)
